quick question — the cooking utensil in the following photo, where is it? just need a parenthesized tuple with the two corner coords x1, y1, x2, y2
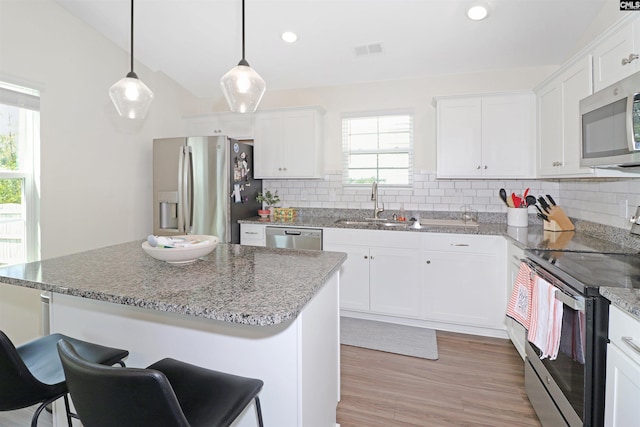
(534, 205, 548, 221)
(525, 195, 537, 207)
(538, 196, 551, 213)
(546, 194, 557, 206)
(523, 188, 530, 199)
(512, 193, 522, 208)
(499, 188, 509, 207)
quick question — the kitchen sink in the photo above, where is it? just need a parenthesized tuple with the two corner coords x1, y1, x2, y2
(333, 218, 478, 228)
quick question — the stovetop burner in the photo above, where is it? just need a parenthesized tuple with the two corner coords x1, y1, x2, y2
(526, 249, 640, 295)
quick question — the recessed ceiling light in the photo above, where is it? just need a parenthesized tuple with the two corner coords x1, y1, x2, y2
(281, 32, 298, 43)
(467, 5, 489, 21)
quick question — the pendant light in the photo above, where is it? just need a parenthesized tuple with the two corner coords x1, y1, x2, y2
(220, 0, 266, 114)
(109, 0, 154, 120)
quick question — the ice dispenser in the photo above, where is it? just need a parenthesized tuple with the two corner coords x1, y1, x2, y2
(158, 191, 178, 230)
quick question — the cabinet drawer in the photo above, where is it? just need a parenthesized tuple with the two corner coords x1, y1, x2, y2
(240, 224, 266, 246)
(423, 233, 503, 253)
(609, 305, 640, 366)
(323, 228, 421, 249)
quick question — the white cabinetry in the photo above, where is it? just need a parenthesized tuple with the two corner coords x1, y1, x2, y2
(505, 240, 526, 359)
(254, 108, 324, 179)
(323, 229, 423, 318)
(592, 18, 640, 92)
(435, 92, 535, 179)
(183, 112, 254, 139)
(536, 56, 594, 177)
(605, 305, 640, 426)
(0, 283, 44, 345)
(422, 234, 506, 332)
(240, 223, 266, 247)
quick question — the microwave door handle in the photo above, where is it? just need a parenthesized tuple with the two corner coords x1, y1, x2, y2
(627, 94, 639, 152)
(177, 146, 186, 233)
(554, 290, 585, 312)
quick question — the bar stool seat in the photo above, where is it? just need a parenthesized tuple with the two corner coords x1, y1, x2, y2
(0, 331, 129, 427)
(58, 339, 264, 427)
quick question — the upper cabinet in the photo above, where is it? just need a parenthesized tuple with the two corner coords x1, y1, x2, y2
(183, 112, 254, 140)
(536, 56, 594, 177)
(592, 18, 640, 92)
(254, 107, 324, 179)
(435, 92, 535, 179)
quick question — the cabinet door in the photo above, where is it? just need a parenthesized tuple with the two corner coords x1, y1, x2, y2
(324, 243, 370, 311)
(436, 98, 482, 178)
(481, 94, 535, 178)
(423, 238, 505, 329)
(592, 22, 637, 92)
(254, 112, 284, 178)
(537, 82, 563, 175)
(281, 109, 320, 178)
(369, 247, 422, 318)
(605, 343, 640, 427)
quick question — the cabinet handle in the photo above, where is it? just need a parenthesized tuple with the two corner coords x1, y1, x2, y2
(622, 336, 640, 355)
(426, 260, 431, 264)
(484, 165, 488, 169)
(245, 232, 258, 235)
(364, 255, 368, 259)
(370, 256, 374, 260)
(621, 53, 639, 66)
(451, 243, 469, 247)
(278, 167, 282, 171)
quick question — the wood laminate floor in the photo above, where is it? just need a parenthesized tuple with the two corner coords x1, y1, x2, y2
(337, 331, 542, 427)
(2, 331, 539, 426)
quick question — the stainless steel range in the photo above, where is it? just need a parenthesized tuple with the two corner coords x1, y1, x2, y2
(524, 248, 640, 427)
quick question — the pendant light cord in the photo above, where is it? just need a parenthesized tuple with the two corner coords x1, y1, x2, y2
(130, 0, 135, 73)
(241, 0, 246, 61)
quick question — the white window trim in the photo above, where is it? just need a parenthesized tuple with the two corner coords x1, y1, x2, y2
(341, 109, 414, 188)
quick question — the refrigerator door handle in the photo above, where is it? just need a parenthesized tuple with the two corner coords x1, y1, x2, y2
(177, 146, 186, 233)
(185, 147, 193, 234)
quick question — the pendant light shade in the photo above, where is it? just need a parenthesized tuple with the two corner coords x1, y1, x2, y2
(109, 0, 154, 119)
(220, 0, 266, 113)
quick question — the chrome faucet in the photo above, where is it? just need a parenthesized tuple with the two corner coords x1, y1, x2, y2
(371, 181, 384, 219)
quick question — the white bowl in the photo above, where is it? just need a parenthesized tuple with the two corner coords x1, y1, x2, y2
(142, 235, 218, 264)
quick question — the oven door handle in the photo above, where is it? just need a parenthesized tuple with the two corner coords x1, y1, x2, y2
(554, 290, 585, 312)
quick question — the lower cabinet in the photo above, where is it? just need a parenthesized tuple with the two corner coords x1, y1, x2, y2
(323, 229, 422, 318)
(422, 234, 506, 331)
(505, 240, 527, 359)
(324, 228, 507, 337)
(605, 305, 640, 426)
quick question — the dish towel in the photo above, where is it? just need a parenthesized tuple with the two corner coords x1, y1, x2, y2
(506, 262, 534, 329)
(527, 276, 563, 360)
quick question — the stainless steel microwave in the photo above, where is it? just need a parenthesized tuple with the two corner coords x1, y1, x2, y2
(580, 71, 640, 168)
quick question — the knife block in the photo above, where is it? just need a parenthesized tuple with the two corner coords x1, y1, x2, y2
(543, 206, 575, 232)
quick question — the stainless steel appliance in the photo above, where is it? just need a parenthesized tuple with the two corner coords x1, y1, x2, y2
(580, 71, 640, 168)
(265, 227, 322, 250)
(524, 249, 640, 427)
(153, 136, 262, 244)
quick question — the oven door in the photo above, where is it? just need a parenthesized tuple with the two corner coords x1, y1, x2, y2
(526, 289, 587, 427)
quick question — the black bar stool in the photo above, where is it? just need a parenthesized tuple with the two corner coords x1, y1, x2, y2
(0, 330, 129, 427)
(58, 339, 264, 427)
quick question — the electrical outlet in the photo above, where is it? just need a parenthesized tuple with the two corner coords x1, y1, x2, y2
(620, 199, 629, 218)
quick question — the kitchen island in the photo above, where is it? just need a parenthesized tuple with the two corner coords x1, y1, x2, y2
(0, 241, 346, 427)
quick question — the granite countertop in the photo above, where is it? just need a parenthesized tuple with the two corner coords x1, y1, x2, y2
(0, 241, 346, 326)
(242, 213, 640, 320)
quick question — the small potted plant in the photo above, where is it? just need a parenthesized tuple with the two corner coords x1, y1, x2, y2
(256, 190, 281, 218)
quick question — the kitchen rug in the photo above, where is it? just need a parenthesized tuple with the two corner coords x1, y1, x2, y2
(340, 317, 438, 360)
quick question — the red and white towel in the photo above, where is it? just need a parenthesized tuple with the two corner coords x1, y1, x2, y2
(527, 276, 563, 360)
(506, 262, 534, 329)
(507, 262, 563, 360)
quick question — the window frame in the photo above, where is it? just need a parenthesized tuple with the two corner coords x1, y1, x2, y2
(341, 109, 414, 188)
(0, 81, 41, 264)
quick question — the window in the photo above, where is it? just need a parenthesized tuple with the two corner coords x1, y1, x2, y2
(0, 82, 40, 265)
(342, 112, 413, 186)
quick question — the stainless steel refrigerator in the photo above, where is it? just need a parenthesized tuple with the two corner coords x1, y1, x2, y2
(152, 136, 262, 243)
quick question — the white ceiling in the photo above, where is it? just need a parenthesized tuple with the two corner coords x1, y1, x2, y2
(54, 0, 614, 98)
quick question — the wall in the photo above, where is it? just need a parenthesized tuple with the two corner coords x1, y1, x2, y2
(0, 0, 193, 259)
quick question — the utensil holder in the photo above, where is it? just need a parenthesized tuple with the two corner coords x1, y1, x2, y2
(507, 208, 528, 227)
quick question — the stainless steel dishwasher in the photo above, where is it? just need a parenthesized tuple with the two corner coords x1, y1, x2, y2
(265, 227, 322, 250)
